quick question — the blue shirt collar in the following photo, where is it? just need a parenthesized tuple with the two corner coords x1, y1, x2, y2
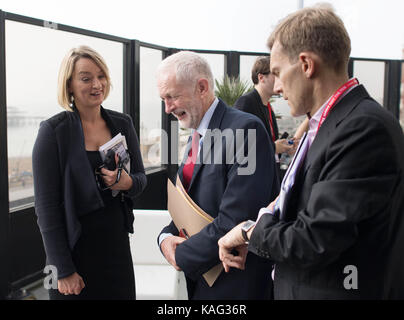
(194, 97, 219, 138)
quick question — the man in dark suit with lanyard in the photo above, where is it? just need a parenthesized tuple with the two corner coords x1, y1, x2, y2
(234, 56, 293, 156)
(156, 51, 279, 299)
(234, 56, 306, 182)
(218, 6, 404, 299)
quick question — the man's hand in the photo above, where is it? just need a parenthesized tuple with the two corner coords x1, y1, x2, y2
(161, 236, 186, 271)
(275, 139, 293, 154)
(58, 272, 85, 295)
(267, 196, 279, 212)
(218, 222, 250, 273)
(287, 137, 300, 156)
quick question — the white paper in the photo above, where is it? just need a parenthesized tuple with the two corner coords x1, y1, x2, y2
(98, 133, 131, 196)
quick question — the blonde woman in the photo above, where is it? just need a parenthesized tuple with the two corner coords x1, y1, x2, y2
(33, 46, 146, 300)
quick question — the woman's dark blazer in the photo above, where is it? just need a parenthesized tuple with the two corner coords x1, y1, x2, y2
(32, 106, 147, 279)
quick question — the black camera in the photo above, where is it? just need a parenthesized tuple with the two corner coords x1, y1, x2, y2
(95, 149, 118, 191)
(104, 149, 117, 171)
(95, 149, 129, 191)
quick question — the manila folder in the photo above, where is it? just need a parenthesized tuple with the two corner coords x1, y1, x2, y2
(167, 178, 223, 287)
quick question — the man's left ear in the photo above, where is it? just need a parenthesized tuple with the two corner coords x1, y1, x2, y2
(299, 52, 316, 79)
(196, 78, 209, 96)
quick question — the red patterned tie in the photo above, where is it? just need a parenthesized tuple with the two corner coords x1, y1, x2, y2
(182, 130, 200, 191)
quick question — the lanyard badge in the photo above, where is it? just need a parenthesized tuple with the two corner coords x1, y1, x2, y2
(317, 78, 359, 133)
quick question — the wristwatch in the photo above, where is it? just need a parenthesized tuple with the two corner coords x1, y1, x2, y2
(241, 220, 256, 243)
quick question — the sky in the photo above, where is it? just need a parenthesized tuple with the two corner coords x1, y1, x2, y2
(1, 0, 404, 59)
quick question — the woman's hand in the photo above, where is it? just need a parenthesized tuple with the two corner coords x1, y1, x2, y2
(58, 272, 85, 295)
(100, 153, 133, 191)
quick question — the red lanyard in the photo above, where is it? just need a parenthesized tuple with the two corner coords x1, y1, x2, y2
(317, 78, 359, 133)
(267, 102, 276, 142)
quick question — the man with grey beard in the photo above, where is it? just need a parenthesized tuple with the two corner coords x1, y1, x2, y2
(157, 51, 279, 299)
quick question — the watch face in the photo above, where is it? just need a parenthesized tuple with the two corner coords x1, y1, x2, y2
(242, 220, 255, 242)
(242, 220, 255, 232)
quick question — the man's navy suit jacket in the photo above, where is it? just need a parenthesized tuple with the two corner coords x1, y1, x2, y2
(159, 99, 279, 299)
